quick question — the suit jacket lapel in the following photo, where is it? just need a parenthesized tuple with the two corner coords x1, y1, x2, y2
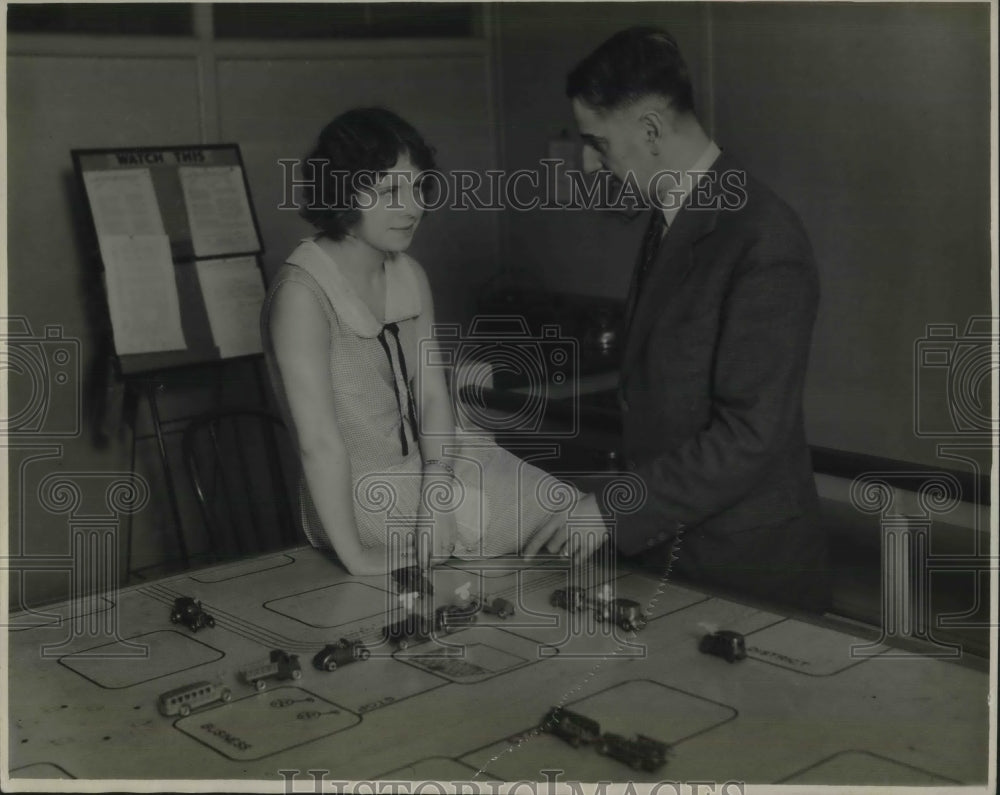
(620, 157, 728, 377)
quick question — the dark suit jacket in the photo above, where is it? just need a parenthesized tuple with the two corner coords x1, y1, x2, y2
(598, 151, 829, 610)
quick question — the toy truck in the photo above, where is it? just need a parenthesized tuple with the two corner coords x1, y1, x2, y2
(169, 597, 215, 632)
(240, 649, 302, 690)
(313, 638, 371, 672)
(541, 706, 601, 748)
(157, 681, 231, 717)
(597, 732, 671, 771)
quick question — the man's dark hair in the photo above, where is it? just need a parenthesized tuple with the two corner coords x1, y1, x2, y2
(299, 107, 437, 240)
(566, 26, 695, 114)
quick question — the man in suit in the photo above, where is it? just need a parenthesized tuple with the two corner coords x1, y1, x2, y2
(565, 27, 830, 611)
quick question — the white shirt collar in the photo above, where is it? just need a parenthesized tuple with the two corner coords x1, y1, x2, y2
(660, 140, 722, 228)
(286, 238, 421, 338)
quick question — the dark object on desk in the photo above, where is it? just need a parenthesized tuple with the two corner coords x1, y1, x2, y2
(170, 597, 215, 632)
(597, 732, 671, 771)
(313, 638, 371, 672)
(550, 587, 587, 613)
(157, 680, 231, 717)
(435, 603, 480, 633)
(241, 649, 302, 689)
(391, 565, 434, 598)
(542, 706, 601, 748)
(477, 595, 515, 619)
(699, 630, 747, 662)
(595, 597, 648, 632)
(384, 614, 435, 650)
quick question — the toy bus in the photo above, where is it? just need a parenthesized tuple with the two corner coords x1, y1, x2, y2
(157, 681, 231, 717)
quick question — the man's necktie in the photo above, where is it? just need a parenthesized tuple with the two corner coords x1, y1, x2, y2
(625, 210, 668, 330)
(637, 209, 667, 294)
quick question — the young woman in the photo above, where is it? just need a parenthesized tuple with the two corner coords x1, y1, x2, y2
(262, 108, 598, 576)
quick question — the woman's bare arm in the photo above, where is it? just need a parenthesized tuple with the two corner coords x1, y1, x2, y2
(409, 262, 460, 563)
(268, 281, 406, 576)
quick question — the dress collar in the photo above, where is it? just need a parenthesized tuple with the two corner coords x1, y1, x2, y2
(286, 238, 422, 338)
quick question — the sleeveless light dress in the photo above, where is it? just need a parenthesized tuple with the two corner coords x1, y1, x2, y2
(261, 239, 578, 561)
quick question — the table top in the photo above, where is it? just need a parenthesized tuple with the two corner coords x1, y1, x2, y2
(5, 546, 992, 789)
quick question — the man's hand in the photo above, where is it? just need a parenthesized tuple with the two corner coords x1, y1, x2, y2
(523, 493, 610, 563)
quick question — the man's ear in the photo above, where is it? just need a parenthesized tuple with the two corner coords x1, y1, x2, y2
(639, 109, 666, 156)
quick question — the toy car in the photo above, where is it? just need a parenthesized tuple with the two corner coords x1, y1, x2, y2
(541, 706, 601, 748)
(595, 598, 648, 632)
(313, 638, 371, 672)
(477, 596, 515, 619)
(699, 630, 747, 662)
(169, 597, 215, 632)
(157, 681, 231, 717)
(241, 649, 302, 690)
(550, 587, 587, 613)
(597, 732, 671, 772)
(384, 614, 435, 650)
(391, 565, 434, 598)
(434, 603, 479, 634)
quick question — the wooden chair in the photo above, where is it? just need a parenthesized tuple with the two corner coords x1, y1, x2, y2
(182, 409, 300, 561)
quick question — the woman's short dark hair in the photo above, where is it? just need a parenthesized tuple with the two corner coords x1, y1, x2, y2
(566, 27, 695, 115)
(299, 107, 437, 240)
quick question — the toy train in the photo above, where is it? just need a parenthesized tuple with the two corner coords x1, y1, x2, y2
(541, 706, 671, 771)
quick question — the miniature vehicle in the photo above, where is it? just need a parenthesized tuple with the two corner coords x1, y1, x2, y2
(597, 732, 671, 772)
(434, 603, 479, 634)
(699, 630, 747, 662)
(157, 681, 231, 717)
(595, 598, 648, 632)
(391, 565, 434, 598)
(240, 649, 302, 690)
(541, 706, 601, 748)
(170, 597, 215, 632)
(384, 614, 434, 650)
(313, 638, 371, 672)
(550, 588, 587, 613)
(478, 596, 515, 619)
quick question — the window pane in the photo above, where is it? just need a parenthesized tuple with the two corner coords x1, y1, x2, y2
(7, 3, 194, 36)
(212, 3, 476, 39)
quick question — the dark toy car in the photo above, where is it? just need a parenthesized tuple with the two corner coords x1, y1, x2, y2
(313, 638, 371, 672)
(595, 598, 648, 632)
(170, 597, 215, 632)
(477, 596, 515, 619)
(597, 732, 671, 771)
(550, 587, 587, 613)
(699, 630, 747, 662)
(384, 614, 435, 650)
(541, 706, 601, 748)
(435, 603, 479, 634)
(391, 565, 434, 598)
(241, 649, 302, 690)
